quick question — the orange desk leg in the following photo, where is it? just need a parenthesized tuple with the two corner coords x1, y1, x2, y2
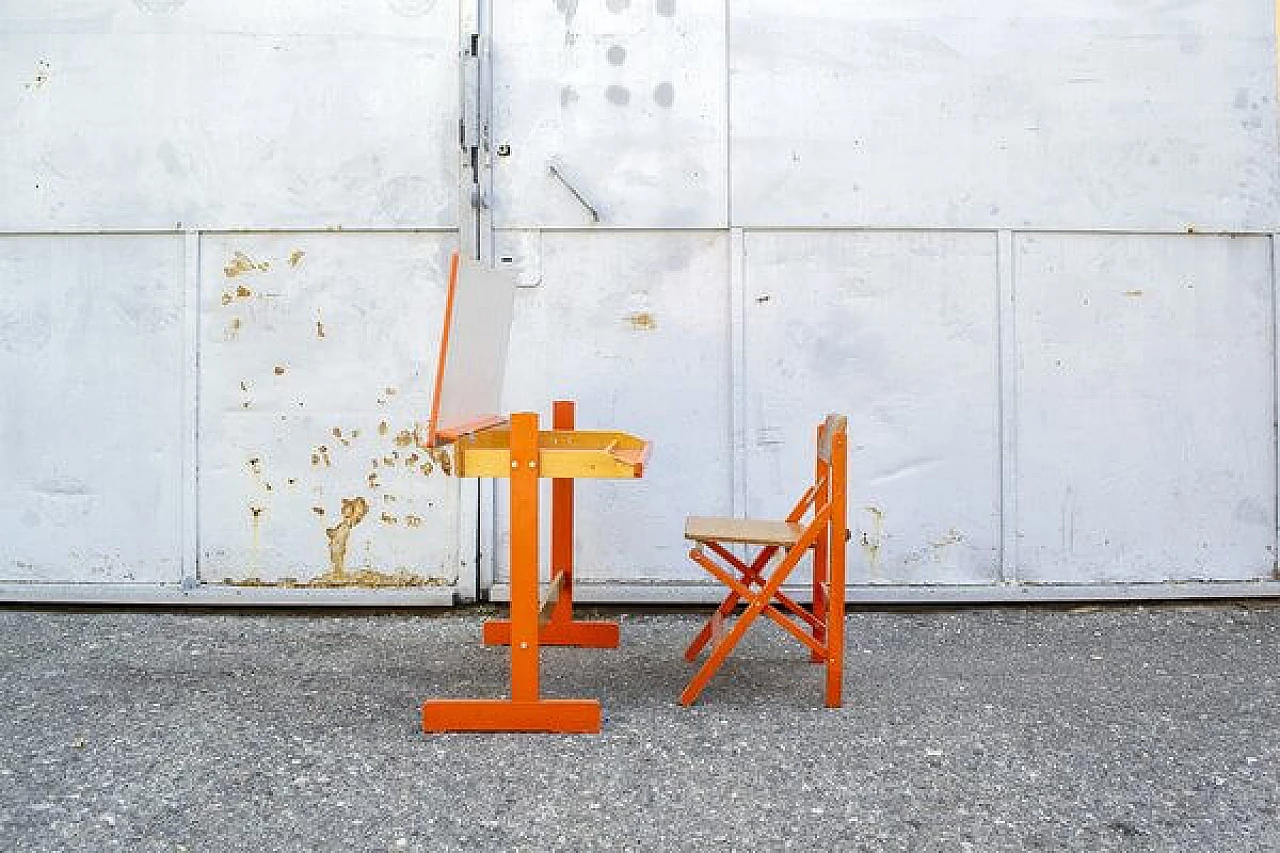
(483, 400, 620, 650)
(424, 410, 602, 734)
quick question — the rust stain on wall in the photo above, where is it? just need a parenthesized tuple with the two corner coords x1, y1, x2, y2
(862, 506, 884, 581)
(224, 251, 270, 278)
(322, 496, 369, 579)
(26, 59, 50, 91)
(226, 568, 445, 589)
(288, 249, 306, 267)
(627, 311, 657, 330)
(428, 446, 452, 476)
(220, 284, 254, 306)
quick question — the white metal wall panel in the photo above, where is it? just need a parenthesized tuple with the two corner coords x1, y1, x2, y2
(198, 232, 460, 586)
(1014, 233, 1276, 582)
(496, 230, 732, 582)
(490, 0, 726, 228)
(730, 0, 1278, 230)
(0, 234, 184, 582)
(0, 1, 458, 230)
(742, 230, 1002, 585)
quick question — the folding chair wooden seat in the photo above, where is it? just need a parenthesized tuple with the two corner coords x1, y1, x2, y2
(681, 414, 848, 707)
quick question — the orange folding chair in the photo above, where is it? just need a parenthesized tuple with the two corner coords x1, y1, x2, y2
(681, 414, 848, 707)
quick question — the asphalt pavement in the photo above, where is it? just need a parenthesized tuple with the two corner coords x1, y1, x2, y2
(1, 603, 1277, 852)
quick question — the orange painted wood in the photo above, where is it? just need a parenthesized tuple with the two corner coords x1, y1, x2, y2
(811, 421, 830, 663)
(550, 401, 575, 626)
(508, 412, 540, 703)
(425, 251, 461, 447)
(483, 618, 620, 648)
(422, 699, 601, 733)
(826, 429, 848, 708)
(680, 414, 849, 708)
(433, 414, 509, 443)
(422, 400, 634, 734)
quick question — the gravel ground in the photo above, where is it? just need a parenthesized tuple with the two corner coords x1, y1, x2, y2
(1, 604, 1278, 852)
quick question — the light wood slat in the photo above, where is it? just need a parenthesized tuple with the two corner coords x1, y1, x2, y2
(537, 570, 566, 625)
(684, 516, 805, 547)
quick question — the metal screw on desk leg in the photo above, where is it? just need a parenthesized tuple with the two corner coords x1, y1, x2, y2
(519, 642, 528, 649)
(528, 461, 537, 469)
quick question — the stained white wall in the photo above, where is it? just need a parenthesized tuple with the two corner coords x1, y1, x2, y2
(2, 0, 1278, 599)
(741, 231, 1002, 586)
(0, 0, 459, 230)
(730, 0, 1277, 230)
(1014, 233, 1275, 582)
(0, 0, 462, 593)
(198, 233, 459, 586)
(0, 234, 185, 583)
(488, 0, 1278, 595)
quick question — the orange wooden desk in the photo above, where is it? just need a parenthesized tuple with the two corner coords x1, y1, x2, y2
(419, 252, 649, 733)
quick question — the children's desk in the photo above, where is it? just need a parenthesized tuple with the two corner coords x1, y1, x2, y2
(420, 252, 649, 734)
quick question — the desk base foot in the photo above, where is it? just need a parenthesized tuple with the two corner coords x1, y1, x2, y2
(422, 699, 601, 733)
(482, 619, 619, 648)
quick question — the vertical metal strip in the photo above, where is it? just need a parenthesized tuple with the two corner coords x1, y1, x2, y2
(180, 230, 201, 589)
(730, 227, 747, 518)
(724, 0, 733, 229)
(1272, 233, 1279, 579)
(455, 477, 478, 601)
(458, 0, 491, 600)
(459, 0, 482, 261)
(997, 229, 1018, 584)
(476, 0, 494, 264)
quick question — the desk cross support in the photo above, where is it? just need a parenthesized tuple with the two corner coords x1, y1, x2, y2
(422, 401, 625, 734)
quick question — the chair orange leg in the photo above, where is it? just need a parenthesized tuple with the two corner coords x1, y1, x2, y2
(681, 511, 831, 706)
(680, 596, 763, 706)
(811, 423, 830, 663)
(684, 544, 779, 661)
(825, 430, 848, 708)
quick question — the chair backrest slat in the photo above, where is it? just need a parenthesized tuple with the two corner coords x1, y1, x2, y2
(817, 414, 848, 464)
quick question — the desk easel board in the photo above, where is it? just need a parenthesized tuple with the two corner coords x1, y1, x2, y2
(421, 251, 650, 734)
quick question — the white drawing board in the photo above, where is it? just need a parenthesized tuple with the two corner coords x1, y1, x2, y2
(427, 251, 517, 445)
